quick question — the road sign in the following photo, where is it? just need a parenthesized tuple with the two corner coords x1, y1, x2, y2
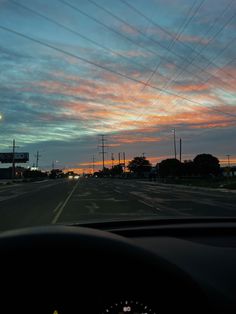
(0, 152, 29, 163)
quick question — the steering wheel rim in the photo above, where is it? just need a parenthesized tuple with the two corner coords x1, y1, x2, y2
(0, 225, 208, 313)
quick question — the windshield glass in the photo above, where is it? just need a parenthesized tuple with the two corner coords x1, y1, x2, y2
(0, 0, 235, 231)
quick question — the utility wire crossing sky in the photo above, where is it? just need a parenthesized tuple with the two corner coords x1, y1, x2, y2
(0, 0, 235, 171)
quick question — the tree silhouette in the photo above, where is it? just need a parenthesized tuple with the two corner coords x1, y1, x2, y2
(193, 154, 220, 176)
(110, 164, 123, 176)
(158, 158, 182, 177)
(128, 156, 152, 176)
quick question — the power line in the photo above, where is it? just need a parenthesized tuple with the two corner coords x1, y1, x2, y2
(0, 24, 235, 118)
(59, 0, 235, 99)
(202, 38, 236, 86)
(59, 0, 232, 95)
(163, 1, 236, 90)
(139, 0, 199, 92)
(201, 37, 236, 79)
(57, 0, 160, 60)
(117, 0, 204, 124)
(90, 0, 236, 98)
(166, 0, 206, 52)
(10, 0, 160, 79)
(88, 0, 224, 85)
(115, 0, 236, 123)
(119, 0, 236, 83)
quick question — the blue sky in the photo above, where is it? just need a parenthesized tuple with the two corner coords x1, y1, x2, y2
(0, 0, 235, 172)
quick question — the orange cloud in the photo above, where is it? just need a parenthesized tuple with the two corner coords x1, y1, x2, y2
(28, 64, 235, 136)
(111, 135, 161, 144)
(173, 83, 210, 92)
(179, 34, 209, 45)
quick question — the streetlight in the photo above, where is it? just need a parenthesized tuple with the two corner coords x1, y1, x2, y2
(172, 128, 177, 159)
(226, 154, 231, 178)
(226, 154, 231, 168)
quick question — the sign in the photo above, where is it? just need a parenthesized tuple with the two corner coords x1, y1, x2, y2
(0, 152, 29, 163)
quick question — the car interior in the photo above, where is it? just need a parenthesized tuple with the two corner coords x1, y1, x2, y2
(1, 217, 236, 313)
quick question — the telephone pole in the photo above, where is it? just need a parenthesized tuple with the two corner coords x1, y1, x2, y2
(179, 138, 182, 162)
(98, 135, 108, 171)
(118, 152, 121, 165)
(10, 139, 19, 179)
(226, 154, 231, 168)
(111, 153, 114, 168)
(35, 151, 41, 169)
(123, 152, 126, 171)
(173, 128, 177, 159)
(226, 154, 231, 178)
(92, 155, 95, 174)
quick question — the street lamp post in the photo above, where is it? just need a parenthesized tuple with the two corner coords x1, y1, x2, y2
(226, 154, 231, 178)
(173, 128, 177, 159)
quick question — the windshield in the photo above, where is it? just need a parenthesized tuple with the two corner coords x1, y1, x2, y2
(0, 0, 235, 231)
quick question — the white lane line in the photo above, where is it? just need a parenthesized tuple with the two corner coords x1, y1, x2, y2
(53, 201, 63, 213)
(138, 199, 162, 212)
(114, 189, 121, 193)
(138, 199, 153, 208)
(52, 181, 79, 224)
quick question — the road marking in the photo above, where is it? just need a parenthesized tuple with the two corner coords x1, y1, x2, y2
(114, 189, 121, 193)
(52, 181, 79, 224)
(33, 180, 50, 184)
(138, 199, 153, 208)
(86, 202, 99, 213)
(138, 199, 161, 211)
(53, 201, 63, 213)
(74, 197, 127, 202)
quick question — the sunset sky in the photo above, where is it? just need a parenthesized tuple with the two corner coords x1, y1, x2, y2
(0, 0, 235, 172)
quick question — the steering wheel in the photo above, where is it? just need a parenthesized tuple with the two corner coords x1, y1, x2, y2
(0, 226, 208, 313)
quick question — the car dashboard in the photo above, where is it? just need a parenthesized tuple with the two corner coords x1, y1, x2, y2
(1, 218, 236, 313)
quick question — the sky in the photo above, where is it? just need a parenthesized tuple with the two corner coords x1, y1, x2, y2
(0, 0, 235, 173)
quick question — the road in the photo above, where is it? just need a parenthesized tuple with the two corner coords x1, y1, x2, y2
(0, 178, 235, 232)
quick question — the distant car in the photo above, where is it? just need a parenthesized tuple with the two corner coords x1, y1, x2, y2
(68, 174, 79, 180)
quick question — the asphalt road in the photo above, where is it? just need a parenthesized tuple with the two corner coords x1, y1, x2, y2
(0, 177, 235, 232)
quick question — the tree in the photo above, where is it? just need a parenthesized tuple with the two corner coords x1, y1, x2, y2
(181, 160, 196, 177)
(158, 158, 182, 177)
(110, 164, 123, 176)
(128, 156, 152, 177)
(193, 154, 220, 176)
(23, 169, 48, 179)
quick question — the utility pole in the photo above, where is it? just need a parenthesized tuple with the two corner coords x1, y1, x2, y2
(111, 153, 114, 168)
(226, 154, 231, 168)
(123, 152, 126, 171)
(118, 152, 121, 165)
(92, 155, 95, 174)
(98, 135, 108, 171)
(173, 128, 177, 159)
(226, 154, 231, 177)
(10, 139, 19, 179)
(179, 138, 182, 162)
(52, 160, 55, 170)
(35, 151, 41, 169)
